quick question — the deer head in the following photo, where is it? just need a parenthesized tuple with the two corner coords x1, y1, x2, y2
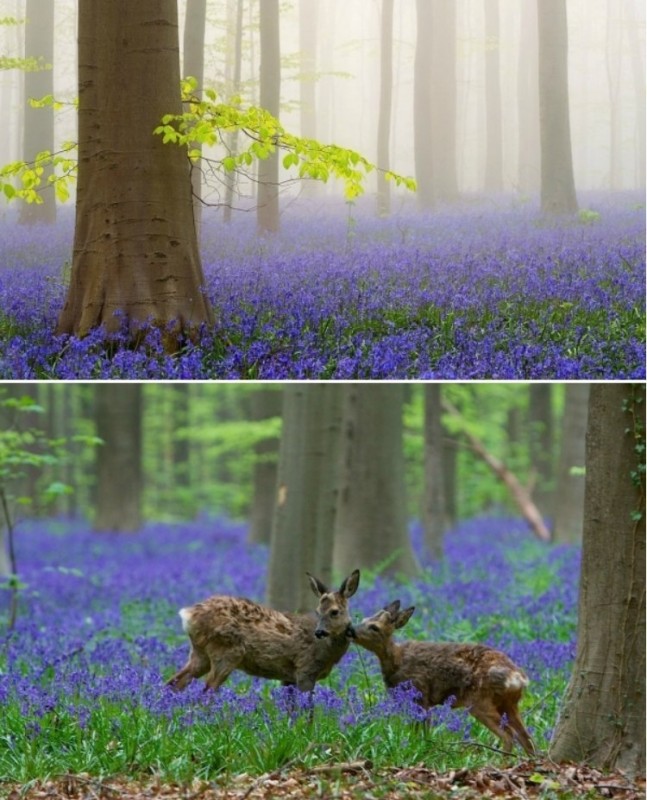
(306, 569, 360, 640)
(352, 599, 415, 652)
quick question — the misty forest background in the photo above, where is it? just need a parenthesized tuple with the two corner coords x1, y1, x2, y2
(1, 0, 644, 200)
(0, 1, 644, 378)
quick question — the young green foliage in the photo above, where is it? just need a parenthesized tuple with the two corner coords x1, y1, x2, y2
(154, 77, 416, 201)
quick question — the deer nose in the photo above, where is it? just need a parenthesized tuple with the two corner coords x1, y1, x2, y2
(315, 629, 329, 639)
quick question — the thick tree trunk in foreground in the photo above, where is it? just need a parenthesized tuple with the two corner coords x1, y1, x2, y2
(57, 1, 214, 344)
(94, 385, 142, 532)
(550, 384, 645, 777)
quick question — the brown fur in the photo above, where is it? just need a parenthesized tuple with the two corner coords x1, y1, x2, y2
(353, 601, 535, 755)
(167, 570, 360, 693)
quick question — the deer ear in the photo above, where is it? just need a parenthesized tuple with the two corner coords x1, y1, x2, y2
(384, 599, 401, 617)
(307, 572, 329, 597)
(395, 606, 415, 629)
(340, 569, 360, 598)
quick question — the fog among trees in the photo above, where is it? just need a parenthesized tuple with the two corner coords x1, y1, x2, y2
(1, 0, 644, 204)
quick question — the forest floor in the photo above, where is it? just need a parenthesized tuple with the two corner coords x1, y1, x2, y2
(4, 761, 644, 800)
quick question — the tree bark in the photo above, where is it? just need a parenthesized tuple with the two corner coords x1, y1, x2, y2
(483, 0, 503, 193)
(249, 386, 282, 546)
(376, 0, 394, 216)
(549, 384, 645, 777)
(430, 1, 458, 202)
(528, 384, 554, 519)
(537, 0, 578, 214)
(517, 0, 540, 194)
(267, 385, 343, 611)
(553, 384, 589, 544)
(94, 384, 142, 532)
(223, 0, 244, 222)
(333, 385, 419, 578)
(183, 0, 207, 235)
(257, 0, 281, 233)
(423, 385, 446, 560)
(19, 0, 56, 224)
(414, 0, 434, 210)
(57, 1, 214, 345)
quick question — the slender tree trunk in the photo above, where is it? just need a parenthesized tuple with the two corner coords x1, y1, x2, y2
(517, 0, 540, 194)
(414, 0, 434, 210)
(223, 0, 244, 222)
(553, 384, 589, 544)
(537, 0, 578, 214)
(257, 0, 281, 233)
(19, 0, 56, 224)
(430, 1, 458, 202)
(249, 387, 282, 546)
(376, 0, 394, 216)
(529, 384, 554, 519)
(94, 385, 142, 532)
(183, 0, 207, 235)
(333, 385, 419, 578)
(626, 0, 646, 190)
(483, 0, 503, 193)
(267, 385, 342, 611)
(549, 384, 645, 777)
(57, 1, 214, 345)
(423, 385, 446, 560)
(298, 0, 319, 199)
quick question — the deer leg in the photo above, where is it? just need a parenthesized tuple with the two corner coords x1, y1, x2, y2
(469, 701, 515, 753)
(504, 705, 535, 756)
(167, 646, 210, 690)
(202, 645, 243, 691)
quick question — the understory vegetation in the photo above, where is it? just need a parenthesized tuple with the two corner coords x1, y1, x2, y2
(0, 192, 644, 379)
(0, 515, 578, 785)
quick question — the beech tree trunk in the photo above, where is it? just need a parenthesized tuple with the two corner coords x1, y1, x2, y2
(517, 0, 540, 193)
(414, 0, 434, 210)
(430, 1, 458, 202)
(183, 0, 207, 234)
(223, 0, 244, 222)
(423, 385, 446, 560)
(94, 385, 142, 532)
(483, 0, 503, 192)
(376, 0, 394, 216)
(333, 385, 419, 578)
(529, 384, 554, 519)
(19, 0, 56, 224)
(267, 385, 343, 611)
(553, 384, 589, 544)
(549, 384, 645, 777)
(537, 0, 578, 214)
(249, 387, 282, 546)
(57, 1, 214, 344)
(257, 0, 281, 233)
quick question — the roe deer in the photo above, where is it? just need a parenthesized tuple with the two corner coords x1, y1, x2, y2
(166, 570, 360, 693)
(353, 600, 535, 755)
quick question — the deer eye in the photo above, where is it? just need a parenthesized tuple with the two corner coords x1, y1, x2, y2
(330, 609, 339, 617)
(369, 624, 379, 632)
